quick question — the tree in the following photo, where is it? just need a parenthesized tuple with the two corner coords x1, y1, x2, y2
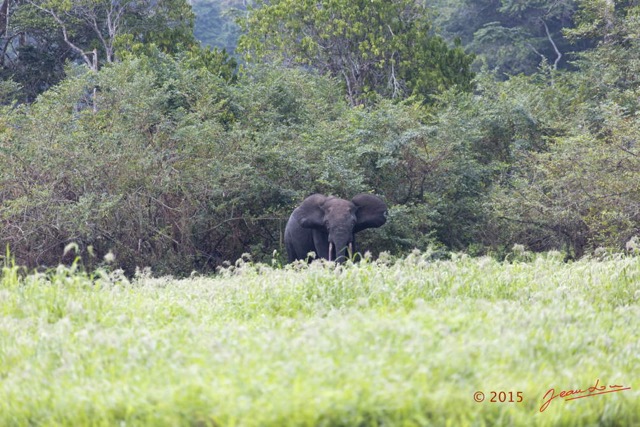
(0, 0, 197, 102)
(432, 0, 589, 77)
(565, 0, 637, 45)
(484, 3, 640, 256)
(1, 0, 70, 102)
(23, 0, 196, 70)
(238, 0, 474, 105)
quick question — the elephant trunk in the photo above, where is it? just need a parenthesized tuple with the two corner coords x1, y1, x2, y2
(328, 237, 353, 263)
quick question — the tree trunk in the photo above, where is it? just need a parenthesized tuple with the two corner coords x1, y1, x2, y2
(603, 0, 615, 44)
(0, 0, 8, 37)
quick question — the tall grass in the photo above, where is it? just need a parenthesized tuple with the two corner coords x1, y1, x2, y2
(0, 252, 638, 426)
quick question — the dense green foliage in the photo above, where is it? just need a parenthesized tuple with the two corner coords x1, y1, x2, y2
(0, 53, 480, 273)
(1, 0, 640, 272)
(1, 253, 638, 425)
(0, 0, 197, 102)
(431, 0, 588, 76)
(238, 0, 475, 105)
(485, 3, 640, 257)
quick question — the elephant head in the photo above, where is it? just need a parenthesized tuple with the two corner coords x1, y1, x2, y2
(284, 193, 388, 263)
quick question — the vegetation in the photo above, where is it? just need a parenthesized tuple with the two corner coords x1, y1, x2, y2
(1, 1, 638, 425)
(191, 0, 244, 53)
(1, 0, 639, 273)
(238, 0, 475, 105)
(0, 0, 198, 102)
(1, 252, 638, 426)
(430, 0, 589, 76)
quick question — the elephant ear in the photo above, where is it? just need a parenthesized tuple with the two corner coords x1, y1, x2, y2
(296, 194, 328, 229)
(352, 193, 388, 232)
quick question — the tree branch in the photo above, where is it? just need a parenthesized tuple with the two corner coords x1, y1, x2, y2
(25, 0, 98, 70)
(541, 19, 562, 70)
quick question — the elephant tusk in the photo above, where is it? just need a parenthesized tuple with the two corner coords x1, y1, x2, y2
(328, 242, 333, 261)
(348, 242, 353, 259)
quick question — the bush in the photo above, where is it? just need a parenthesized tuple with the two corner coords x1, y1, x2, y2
(10, 40, 638, 273)
(1, 51, 499, 273)
(1, 55, 237, 274)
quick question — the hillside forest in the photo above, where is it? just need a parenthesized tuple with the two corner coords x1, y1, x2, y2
(1, 0, 639, 274)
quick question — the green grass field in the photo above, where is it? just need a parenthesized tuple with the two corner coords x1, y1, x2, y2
(1, 251, 638, 426)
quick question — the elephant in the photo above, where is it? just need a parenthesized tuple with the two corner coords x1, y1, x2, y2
(284, 193, 388, 263)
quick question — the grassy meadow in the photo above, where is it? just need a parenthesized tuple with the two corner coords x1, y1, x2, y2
(0, 251, 638, 426)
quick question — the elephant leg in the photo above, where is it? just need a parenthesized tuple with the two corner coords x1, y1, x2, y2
(350, 235, 356, 258)
(286, 227, 317, 262)
(285, 238, 298, 263)
(312, 229, 330, 260)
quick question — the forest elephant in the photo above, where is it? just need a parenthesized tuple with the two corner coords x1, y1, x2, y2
(284, 193, 388, 263)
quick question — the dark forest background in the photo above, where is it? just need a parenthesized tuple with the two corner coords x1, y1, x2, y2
(1, 0, 639, 274)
